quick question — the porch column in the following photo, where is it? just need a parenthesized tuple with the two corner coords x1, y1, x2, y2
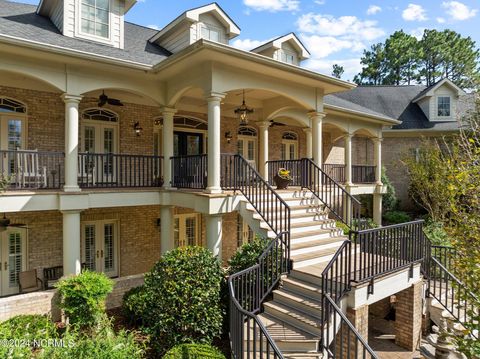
(373, 137, 383, 185)
(258, 120, 270, 179)
(206, 92, 225, 194)
(161, 107, 177, 190)
(62, 210, 81, 275)
(309, 111, 325, 166)
(160, 206, 174, 254)
(206, 214, 223, 261)
(344, 133, 353, 186)
(303, 127, 312, 159)
(62, 94, 82, 193)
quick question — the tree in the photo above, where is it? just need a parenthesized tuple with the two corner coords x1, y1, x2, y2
(384, 30, 420, 85)
(354, 43, 386, 85)
(331, 64, 344, 79)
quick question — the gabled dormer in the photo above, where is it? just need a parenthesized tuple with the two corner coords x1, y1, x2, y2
(37, 0, 137, 49)
(251, 33, 310, 66)
(412, 78, 465, 122)
(149, 3, 240, 54)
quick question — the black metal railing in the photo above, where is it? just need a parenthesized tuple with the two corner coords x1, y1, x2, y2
(0, 149, 64, 189)
(352, 165, 376, 184)
(350, 220, 426, 283)
(78, 153, 163, 188)
(170, 154, 207, 189)
(322, 164, 345, 183)
(220, 154, 237, 190)
(266, 159, 304, 187)
(431, 245, 456, 271)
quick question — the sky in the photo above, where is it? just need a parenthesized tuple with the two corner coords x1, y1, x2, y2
(12, 0, 480, 81)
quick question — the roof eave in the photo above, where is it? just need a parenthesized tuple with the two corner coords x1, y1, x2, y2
(325, 104, 401, 125)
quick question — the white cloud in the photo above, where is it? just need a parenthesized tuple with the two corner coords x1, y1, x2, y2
(147, 24, 160, 30)
(402, 3, 428, 21)
(367, 5, 382, 15)
(442, 1, 478, 21)
(243, 0, 299, 12)
(300, 35, 364, 58)
(314, 0, 326, 4)
(231, 38, 266, 51)
(410, 27, 426, 40)
(436, 17, 446, 23)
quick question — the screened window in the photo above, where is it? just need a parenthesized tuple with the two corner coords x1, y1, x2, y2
(437, 96, 451, 117)
(81, 0, 110, 38)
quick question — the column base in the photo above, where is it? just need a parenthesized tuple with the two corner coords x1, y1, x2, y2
(204, 187, 222, 194)
(63, 185, 81, 193)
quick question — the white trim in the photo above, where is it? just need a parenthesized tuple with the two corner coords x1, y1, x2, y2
(173, 213, 201, 248)
(75, 0, 114, 46)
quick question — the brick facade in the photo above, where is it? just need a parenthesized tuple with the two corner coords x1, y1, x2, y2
(369, 297, 392, 319)
(335, 304, 370, 359)
(394, 280, 423, 351)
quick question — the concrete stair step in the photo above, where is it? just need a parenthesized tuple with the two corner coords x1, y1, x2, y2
(289, 228, 343, 244)
(273, 288, 323, 318)
(291, 237, 344, 256)
(282, 276, 323, 300)
(292, 246, 339, 268)
(263, 301, 323, 336)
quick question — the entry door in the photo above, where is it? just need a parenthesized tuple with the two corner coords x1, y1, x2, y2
(281, 140, 298, 160)
(173, 132, 203, 156)
(174, 214, 200, 248)
(237, 136, 257, 168)
(81, 123, 117, 180)
(82, 221, 118, 278)
(0, 117, 25, 175)
(0, 228, 27, 297)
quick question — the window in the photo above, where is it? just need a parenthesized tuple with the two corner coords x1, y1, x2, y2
(201, 25, 221, 42)
(0, 98, 26, 113)
(437, 96, 451, 117)
(82, 108, 118, 122)
(81, 0, 110, 38)
(281, 131, 298, 160)
(278, 49, 296, 65)
(174, 214, 201, 248)
(81, 220, 118, 277)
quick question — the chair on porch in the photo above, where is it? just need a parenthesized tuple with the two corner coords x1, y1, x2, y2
(15, 149, 47, 189)
(43, 266, 63, 290)
(78, 154, 97, 186)
(19, 269, 43, 294)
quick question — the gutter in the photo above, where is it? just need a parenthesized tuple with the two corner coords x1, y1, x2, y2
(325, 104, 401, 125)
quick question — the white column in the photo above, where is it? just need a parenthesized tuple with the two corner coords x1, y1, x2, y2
(303, 127, 312, 159)
(160, 206, 174, 254)
(373, 137, 383, 185)
(344, 133, 353, 186)
(161, 108, 176, 189)
(62, 94, 82, 192)
(309, 112, 325, 166)
(206, 93, 225, 194)
(258, 121, 270, 179)
(62, 210, 81, 275)
(206, 214, 222, 261)
(373, 193, 383, 226)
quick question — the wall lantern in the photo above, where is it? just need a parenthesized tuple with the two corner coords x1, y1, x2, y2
(225, 131, 233, 143)
(133, 121, 143, 136)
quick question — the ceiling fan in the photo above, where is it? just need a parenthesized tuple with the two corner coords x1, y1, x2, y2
(0, 214, 26, 229)
(269, 120, 286, 127)
(98, 91, 124, 107)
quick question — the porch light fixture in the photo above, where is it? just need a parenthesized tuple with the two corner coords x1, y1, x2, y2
(225, 131, 233, 143)
(234, 90, 254, 125)
(133, 121, 143, 136)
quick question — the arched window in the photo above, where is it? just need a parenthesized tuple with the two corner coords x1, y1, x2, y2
(237, 126, 257, 137)
(282, 131, 298, 140)
(82, 108, 118, 122)
(174, 117, 208, 130)
(281, 131, 298, 160)
(0, 98, 26, 113)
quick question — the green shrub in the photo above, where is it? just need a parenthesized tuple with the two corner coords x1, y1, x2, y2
(56, 270, 114, 329)
(122, 285, 149, 326)
(383, 211, 411, 225)
(227, 236, 269, 275)
(423, 220, 451, 246)
(0, 315, 57, 358)
(39, 322, 144, 359)
(336, 221, 351, 236)
(142, 246, 224, 355)
(382, 167, 399, 212)
(163, 343, 225, 359)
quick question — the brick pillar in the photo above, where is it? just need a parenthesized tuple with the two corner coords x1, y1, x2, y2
(395, 280, 423, 351)
(335, 305, 370, 359)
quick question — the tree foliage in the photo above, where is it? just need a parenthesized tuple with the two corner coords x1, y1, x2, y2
(331, 64, 345, 79)
(355, 29, 479, 88)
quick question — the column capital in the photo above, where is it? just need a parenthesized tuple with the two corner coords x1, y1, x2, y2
(343, 132, 354, 140)
(372, 136, 383, 144)
(160, 107, 177, 116)
(61, 94, 83, 103)
(257, 120, 271, 130)
(206, 92, 226, 102)
(303, 127, 312, 134)
(307, 111, 327, 120)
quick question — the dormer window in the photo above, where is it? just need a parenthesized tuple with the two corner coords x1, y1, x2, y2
(437, 96, 451, 117)
(279, 49, 296, 65)
(201, 24, 221, 42)
(81, 0, 110, 39)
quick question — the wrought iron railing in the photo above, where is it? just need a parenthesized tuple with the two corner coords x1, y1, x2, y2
(322, 164, 346, 183)
(352, 165, 376, 184)
(170, 154, 207, 189)
(0, 149, 64, 189)
(78, 152, 163, 188)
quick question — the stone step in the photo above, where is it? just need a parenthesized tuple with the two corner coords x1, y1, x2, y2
(249, 204, 325, 216)
(263, 301, 323, 336)
(273, 288, 323, 318)
(254, 212, 330, 226)
(282, 276, 323, 300)
(290, 268, 326, 287)
(291, 237, 344, 256)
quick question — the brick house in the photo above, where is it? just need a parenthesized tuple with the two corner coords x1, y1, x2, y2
(0, 1, 474, 357)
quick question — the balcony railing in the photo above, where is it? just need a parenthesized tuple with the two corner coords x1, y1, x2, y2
(170, 154, 207, 189)
(322, 163, 345, 183)
(352, 165, 376, 184)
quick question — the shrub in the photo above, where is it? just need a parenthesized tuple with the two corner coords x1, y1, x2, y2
(142, 246, 224, 355)
(0, 315, 57, 358)
(122, 285, 149, 326)
(383, 210, 411, 225)
(227, 236, 270, 275)
(56, 270, 114, 329)
(423, 220, 451, 246)
(336, 221, 350, 236)
(382, 167, 399, 212)
(163, 343, 225, 359)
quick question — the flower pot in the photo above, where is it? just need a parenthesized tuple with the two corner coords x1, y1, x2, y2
(273, 175, 291, 190)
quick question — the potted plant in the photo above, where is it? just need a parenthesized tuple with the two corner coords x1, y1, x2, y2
(273, 168, 292, 189)
(153, 176, 164, 187)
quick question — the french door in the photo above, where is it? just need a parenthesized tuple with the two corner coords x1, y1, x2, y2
(82, 221, 118, 277)
(237, 136, 257, 168)
(174, 131, 203, 156)
(281, 140, 298, 160)
(0, 228, 27, 297)
(174, 214, 201, 248)
(0, 116, 25, 175)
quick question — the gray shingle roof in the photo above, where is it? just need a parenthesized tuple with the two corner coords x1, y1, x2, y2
(0, 0, 170, 66)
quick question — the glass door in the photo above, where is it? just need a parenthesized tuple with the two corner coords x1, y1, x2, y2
(237, 137, 257, 169)
(0, 117, 25, 177)
(174, 214, 201, 248)
(82, 221, 118, 277)
(281, 140, 298, 160)
(0, 228, 27, 297)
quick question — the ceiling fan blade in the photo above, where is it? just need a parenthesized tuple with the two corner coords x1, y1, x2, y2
(107, 98, 124, 106)
(270, 120, 286, 127)
(9, 223, 27, 228)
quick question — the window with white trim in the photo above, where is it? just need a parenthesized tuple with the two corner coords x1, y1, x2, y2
(278, 49, 296, 65)
(281, 131, 298, 160)
(174, 214, 201, 248)
(437, 96, 451, 117)
(81, 0, 110, 39)
(201, 24, 221, 42)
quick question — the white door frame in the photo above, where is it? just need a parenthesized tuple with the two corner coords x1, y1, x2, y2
(173, 213, 201, 248)
(0, 228, 27, 297)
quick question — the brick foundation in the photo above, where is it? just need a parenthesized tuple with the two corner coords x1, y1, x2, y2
(369, 297, 392, 318)
(335, 305, 370, 359)
(394, 280, 423, 351)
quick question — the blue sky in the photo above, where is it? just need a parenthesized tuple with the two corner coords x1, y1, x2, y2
(14, 0, 480, 81)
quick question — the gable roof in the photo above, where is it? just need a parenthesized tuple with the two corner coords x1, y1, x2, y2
(251, 33, 310, 60)
(412, 78, 465, 103)
(0, 0, 170, 66)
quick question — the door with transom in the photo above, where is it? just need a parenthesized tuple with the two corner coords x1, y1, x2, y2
(82, 221, 118, 278)
(281, 132, 298, 160)
(237, 126, 258, 168)
(0, 228, 27, 297)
